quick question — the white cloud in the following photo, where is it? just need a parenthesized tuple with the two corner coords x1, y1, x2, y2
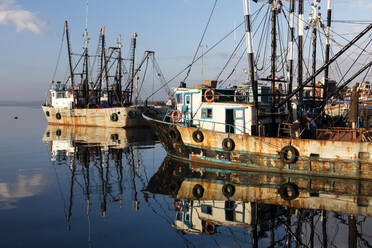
(0, 0, 48, 34)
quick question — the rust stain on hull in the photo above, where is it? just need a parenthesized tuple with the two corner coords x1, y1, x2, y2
(42, 105, 148, 128)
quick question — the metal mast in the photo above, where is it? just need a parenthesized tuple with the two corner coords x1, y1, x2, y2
(324, 0, 333, 100)
(243, 0, 258, 131)
(271, 0, 278, 128)
(117, 35, 123, 104)
(65, 21, 75, 107)
(287, 0, 295, 118)
(298, 0, 304, 114)
(129, 32, 137, 105)
(82, 0, 89, 106)
(309, 0, 322, 103)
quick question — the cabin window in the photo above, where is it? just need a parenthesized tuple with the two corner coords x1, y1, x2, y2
(201, 108, 213, 119)
(185, 95, 190, 104)
(235, 109, 243, 119)
(56, 92, 65, 98)
(201, 204, 212, 215)
(176, 94, 183, 104)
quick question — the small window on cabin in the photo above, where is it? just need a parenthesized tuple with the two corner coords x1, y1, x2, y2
(186, 95, 190, 104)
(52, 93, 55, 97)
(201, 205, 212, 215)
(201, 108, 212, 119)
(235, 110, 243, 119)
(176, 94, 183, 104)
(56, 92, 65, 98)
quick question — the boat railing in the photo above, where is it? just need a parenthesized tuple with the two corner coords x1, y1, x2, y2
(316, 127, 364, 141)
(163, 109, 245, 134)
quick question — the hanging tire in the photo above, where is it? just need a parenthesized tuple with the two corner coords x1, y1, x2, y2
(192, 130, 204, 143)
(192, 184, 204, 199)
(222, 138, 235, 151)
(278, 183, 299, 201)
(222, 184, 235, 198)
(280, 145, 299, 164)
(56, 129, 62, 136)
(128, 110, 136, 119)
(169, 127, 181, 142)
(205, 221, 216, 235)
(111, 133, 119, 141)
(111, 113, 119, 122)
(56, 113, 61, 120)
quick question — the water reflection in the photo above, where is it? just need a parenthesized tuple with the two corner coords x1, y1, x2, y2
(0, 174, 51, 210)
(42, 125, 157, 230)
(144, 156, 372, 247)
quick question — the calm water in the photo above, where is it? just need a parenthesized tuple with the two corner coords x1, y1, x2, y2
(0, 105, 371, 247)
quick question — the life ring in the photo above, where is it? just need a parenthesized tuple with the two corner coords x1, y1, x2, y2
(280, 145, 299, 164)
(222, 138, 235, 151)
(111, 113, 119, 122)
(192, 184, 204, 199)
(128, 110, 136, 119)
(169, 127, 181, 142)
(172, 200, 182, 211)
(192, 130, 204, 143)
(56, 113, 62, 120)
(235, 89, 246, 102)
(278, 183, 299, 201)
(205, 221, 216, 235)
(171, 111, 182, 123)
(222, 184, 235, 198)
(204, 89, 215, 103)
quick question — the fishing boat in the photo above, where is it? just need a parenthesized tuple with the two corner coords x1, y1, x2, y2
(143, 0, 372, 179)
(42, 21, 166, 128)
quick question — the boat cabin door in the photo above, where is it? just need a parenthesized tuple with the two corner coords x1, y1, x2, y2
(226, 108, 245, 134)
(183, 93, 193, 124)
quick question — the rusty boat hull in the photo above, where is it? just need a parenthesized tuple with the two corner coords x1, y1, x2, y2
(144, 113, 372, 180)
(42, 105, 149, 128)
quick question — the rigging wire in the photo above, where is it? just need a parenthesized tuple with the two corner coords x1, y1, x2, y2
(52, 26, 66, 81)
(183, 0, 218, 82)
(146, 21, 244, 100)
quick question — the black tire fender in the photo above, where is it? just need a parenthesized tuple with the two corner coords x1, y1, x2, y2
(192, 184, 204, 199)
(222, 138, 235, 151)
(278, 183, 299, 201)
(222, 184, 235, 198)
(128, 110, 136, 119)
(111, 113, 119, 122)
(169, 127, 181, 142)
(280, 145, 299, 164)
(192, 130, 204, 143)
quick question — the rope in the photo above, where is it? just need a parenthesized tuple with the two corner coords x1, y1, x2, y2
(146, 21, 244, 100)
(52, 26, 66, 81)
(183, 0, 218, 82)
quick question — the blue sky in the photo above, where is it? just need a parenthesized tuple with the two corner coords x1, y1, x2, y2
(0, 0, 371, 101)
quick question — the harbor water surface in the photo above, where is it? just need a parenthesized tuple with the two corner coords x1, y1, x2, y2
(0, 105, 371, 247)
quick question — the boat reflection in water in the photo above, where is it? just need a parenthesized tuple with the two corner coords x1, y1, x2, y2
(42, 125, 157, 229)
(144, 156, 372, 247)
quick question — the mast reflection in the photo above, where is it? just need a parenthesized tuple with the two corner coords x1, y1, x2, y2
(144, 156, 372, 247)
(42, 125, 156, 230)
